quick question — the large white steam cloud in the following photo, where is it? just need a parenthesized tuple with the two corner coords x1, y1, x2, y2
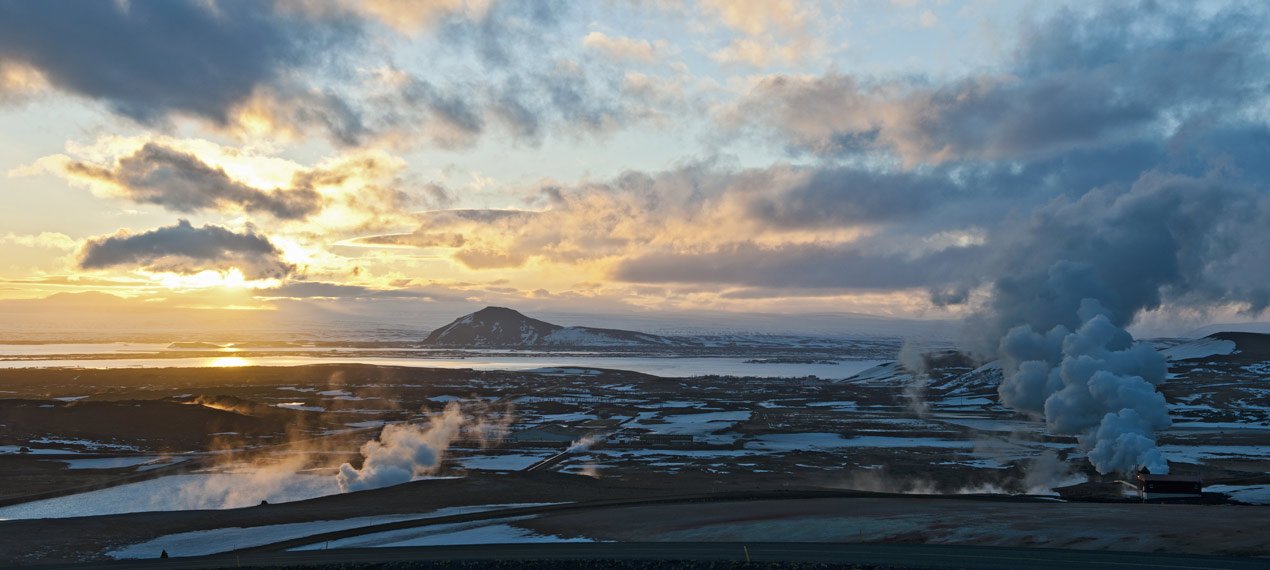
(998, 300, 1170, 473)
(974, 172, 1269, 475)
(342, 401, 510, 490)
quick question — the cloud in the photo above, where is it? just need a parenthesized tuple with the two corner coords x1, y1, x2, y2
(383, 75, 488, 149)
(701, 0, 825, 68)
(0, 0, 358, 125)
(256, 281, 447, 300)
(355, 232, 467, 248)
(336, 105, 1270, 318)
(356, 58, 644, 149)
(436, 0, 567, 67)
(25, 136, 423, 233)
(701, 0, 814, 39)
(723, 2, 1270, 163)
(918, 10, 939, 28)
(78, 220, 294, 280)
(0, 0, 675, 149)
(342, 163, 992, 288)
(336, 0, 494, 34)
(971, 169, 1270, 346)
(453, 248, 528, 269)
(226, 87, 372, 147)
(0, 60, 48, 103)
(1, 232, 76, 250)
(582, 32, 662, 63)
(614, 241, 981, 291)
(711, 37, 811, 68)
(65, 143, 324, 220)
(0, 1, 605, 149)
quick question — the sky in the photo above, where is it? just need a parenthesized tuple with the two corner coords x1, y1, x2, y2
(0, 0, 1268, 338)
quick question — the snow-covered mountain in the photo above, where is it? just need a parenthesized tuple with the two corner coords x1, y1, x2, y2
(421, 306, 691, 347)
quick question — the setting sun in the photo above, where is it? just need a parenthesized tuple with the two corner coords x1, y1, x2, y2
(155, 268, 257, 290)
(206, 356, 250, 367)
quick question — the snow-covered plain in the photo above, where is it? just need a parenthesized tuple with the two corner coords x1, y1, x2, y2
(1161, 338, 1237, 360)
(0, 471, 339, 520)
(745, 434, 977, 451)
(1158, 444, 1270, 463)
(1205, 484, 1270, 505)
(634, 411, 752, 435)
(0, 446, 85, 455)
(52, 456, 166, 470)
(457, 453, 555, 471)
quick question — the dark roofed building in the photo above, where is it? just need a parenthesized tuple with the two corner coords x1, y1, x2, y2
(1135, 467, 1202, 500)
(510, 423, 588, 446)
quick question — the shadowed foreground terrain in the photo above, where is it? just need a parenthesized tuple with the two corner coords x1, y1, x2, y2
(2, 473, 1267, 565)
(33, 543, 1268, 570)
(1, 338, 1266, 566)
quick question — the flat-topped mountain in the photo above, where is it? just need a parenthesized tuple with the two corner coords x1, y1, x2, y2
(422, 306, 688, 347)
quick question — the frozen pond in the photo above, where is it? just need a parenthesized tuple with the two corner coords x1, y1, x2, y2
(0, 352, 885, 380)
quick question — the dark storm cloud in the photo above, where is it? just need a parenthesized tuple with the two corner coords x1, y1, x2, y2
(745, 167, 953, 228)
(0, 0, 645, 148)
(615, 242, 983, 291)
(974, 169, 1270, 344)
(78, 220, 293, 279)
(0, 0, 357, 125)
(67, 143, 324, 220)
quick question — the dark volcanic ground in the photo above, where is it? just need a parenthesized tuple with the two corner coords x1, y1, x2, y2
(0, 333, 1266, 564)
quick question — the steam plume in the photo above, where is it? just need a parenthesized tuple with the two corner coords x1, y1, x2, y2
(897, 340, 931, 417)
(337, 402, 464, 492)
(566, 434, 600, 454)
(997, 303, 1171, 473)
(975, 171, 1269, 474)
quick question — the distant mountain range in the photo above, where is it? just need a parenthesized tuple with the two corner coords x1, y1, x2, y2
(422, 306, 691, 347)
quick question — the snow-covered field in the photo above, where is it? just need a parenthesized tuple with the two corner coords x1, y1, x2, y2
(457, 453, 555, 471)
(0, 471, 339, 520)
(1204, 484, 1270, 505)
(745, 433, 976, 452)
(1161, 338, 1237, 360)
(54, 457, 167, 470)
(633, 411, 751, 435)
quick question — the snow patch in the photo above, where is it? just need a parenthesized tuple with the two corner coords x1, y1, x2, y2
(1162, 338, 1236, 361)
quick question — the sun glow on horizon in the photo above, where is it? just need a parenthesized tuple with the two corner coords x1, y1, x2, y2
(154, 268, 279, 291)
